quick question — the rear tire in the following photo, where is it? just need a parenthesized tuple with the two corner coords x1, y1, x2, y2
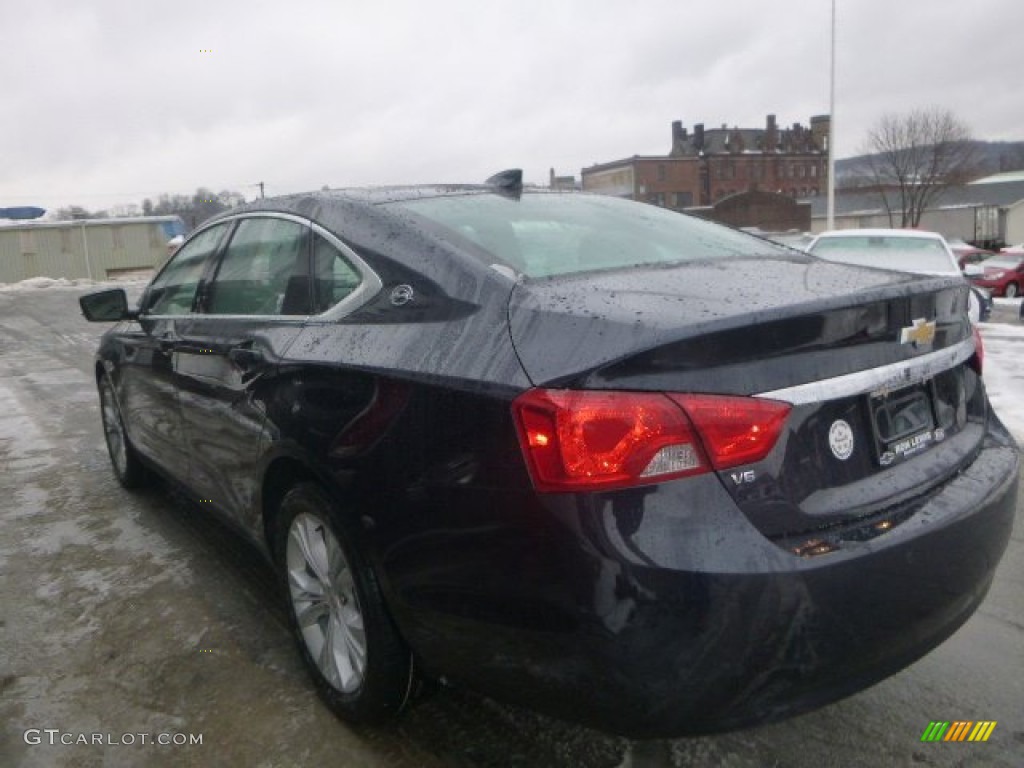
(273, 482, 413, 724)
(1005, 282, 1019, 299)
(98, 375, 149, 489)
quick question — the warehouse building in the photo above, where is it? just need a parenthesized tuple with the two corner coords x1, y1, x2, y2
(0, 215, 184, 283)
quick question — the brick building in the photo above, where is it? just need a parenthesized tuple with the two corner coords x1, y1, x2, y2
(581, 114, 830, 209)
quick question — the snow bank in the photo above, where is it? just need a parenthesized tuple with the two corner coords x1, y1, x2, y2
(0, 276, 148, 292)
(978, 322, 1024, 441)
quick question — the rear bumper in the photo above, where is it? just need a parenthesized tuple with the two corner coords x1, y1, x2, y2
(391, 423, 1018, 737)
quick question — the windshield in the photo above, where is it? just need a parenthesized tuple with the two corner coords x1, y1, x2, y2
(808, 235, 958, 275)
(390, 193, 792, 278)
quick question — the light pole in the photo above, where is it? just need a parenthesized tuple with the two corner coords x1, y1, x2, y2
(826, 0, 836, 230)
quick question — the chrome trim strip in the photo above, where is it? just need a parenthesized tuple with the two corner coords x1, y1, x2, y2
(755, 337, 977, 405)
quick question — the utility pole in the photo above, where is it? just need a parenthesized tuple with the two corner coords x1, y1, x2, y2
(258, 181, 265, 199)
(826, 0, 837, 230)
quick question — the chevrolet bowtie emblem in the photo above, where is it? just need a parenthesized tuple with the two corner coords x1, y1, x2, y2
(900, 318, 937, 346)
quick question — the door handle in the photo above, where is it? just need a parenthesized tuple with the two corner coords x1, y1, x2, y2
(157, 330, 179, 353)
(228, 346, 266, 369)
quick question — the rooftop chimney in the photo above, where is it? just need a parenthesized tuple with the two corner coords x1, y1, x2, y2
(671, 120, 684, 152)
(766, 114, 777, 151)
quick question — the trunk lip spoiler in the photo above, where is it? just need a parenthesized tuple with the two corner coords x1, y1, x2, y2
(756, 337, 976, 406)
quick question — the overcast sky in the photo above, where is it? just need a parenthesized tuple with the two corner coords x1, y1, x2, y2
(3, 0, 1022, 213)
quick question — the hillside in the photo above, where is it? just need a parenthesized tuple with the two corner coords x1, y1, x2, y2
(836, 140, 1024, 187)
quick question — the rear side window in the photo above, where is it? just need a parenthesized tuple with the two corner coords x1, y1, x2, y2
(146, 223, 227, 315)
(390, 193, 789, 278)
(312, 233, 362, 313)
(206, 217, 310, 316)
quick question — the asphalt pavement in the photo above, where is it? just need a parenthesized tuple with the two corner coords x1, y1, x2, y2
(1, 285, 1021, 768)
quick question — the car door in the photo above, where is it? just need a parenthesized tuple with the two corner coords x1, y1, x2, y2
(171, 214, 314, 525)
(116, 222, 230, 481)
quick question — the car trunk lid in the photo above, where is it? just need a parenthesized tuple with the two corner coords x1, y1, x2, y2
(508, 258, 983, 539)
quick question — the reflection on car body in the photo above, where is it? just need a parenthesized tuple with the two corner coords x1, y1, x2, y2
(79, 174, 1018, 737)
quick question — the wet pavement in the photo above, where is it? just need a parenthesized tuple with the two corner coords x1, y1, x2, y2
(1, 285, 1022, 768)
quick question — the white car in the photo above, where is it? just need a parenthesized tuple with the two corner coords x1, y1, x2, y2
(806, 229, 985, 323)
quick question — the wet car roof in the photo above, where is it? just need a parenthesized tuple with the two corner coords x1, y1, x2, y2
(233, 185, 561, 211)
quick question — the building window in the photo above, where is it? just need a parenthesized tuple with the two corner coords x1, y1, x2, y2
(674, 191, 693, 208)
(657, 164, 666, 182)
(810, 165, 818, 178)
(798, 165, 806, 178)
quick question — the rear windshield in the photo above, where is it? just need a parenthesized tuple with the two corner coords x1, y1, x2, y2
(809, 235, 958, 275)
(390, 193, 790, 278)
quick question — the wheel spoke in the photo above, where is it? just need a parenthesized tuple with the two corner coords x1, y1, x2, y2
(292, 516, 330, 585)
(343, 619, 367, 666)
(288, 566, 323, 599)
(294, 596, 329, 629)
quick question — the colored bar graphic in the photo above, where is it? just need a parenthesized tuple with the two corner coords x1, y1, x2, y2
(944, 721, 972, 741)
(921, 720, 996, 742)
(968, 722, 997, 742)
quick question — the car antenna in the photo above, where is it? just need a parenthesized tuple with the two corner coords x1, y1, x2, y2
(484, 169, 523, 199)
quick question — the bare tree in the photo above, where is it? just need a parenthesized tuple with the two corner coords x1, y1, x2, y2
(862, 107, 979, 228)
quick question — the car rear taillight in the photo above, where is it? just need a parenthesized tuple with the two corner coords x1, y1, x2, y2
(667, 394, 791, 470)
(971, 324, 984, 376)
(512, 389, 790, 492)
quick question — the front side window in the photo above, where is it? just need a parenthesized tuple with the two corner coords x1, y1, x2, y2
(206, 217, 310, 316)
(145, 223, 228, 315)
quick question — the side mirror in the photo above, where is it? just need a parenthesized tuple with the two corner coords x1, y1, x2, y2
(79, 288, 138, 322)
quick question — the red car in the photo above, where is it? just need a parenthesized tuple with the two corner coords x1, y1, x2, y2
(950, 245, 993, 271)
(969, 255, 1024, 298)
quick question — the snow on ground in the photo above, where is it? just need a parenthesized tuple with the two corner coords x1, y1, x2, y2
(978, 320, 1024, 442)
(992, 296, 1022, 311)
(0, 276, 149, 292)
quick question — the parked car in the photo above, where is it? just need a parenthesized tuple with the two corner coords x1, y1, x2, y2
(973, 284, 995, 321)
(806, 228, 989, 321)
(946, 240, 994, 271)
(969, 254, 1024, 298)
(79, 176, 1018, 737)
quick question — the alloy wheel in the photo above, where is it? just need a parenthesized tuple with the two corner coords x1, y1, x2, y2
(100, 380, 128, 476)
(286, 512, 367, 693)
